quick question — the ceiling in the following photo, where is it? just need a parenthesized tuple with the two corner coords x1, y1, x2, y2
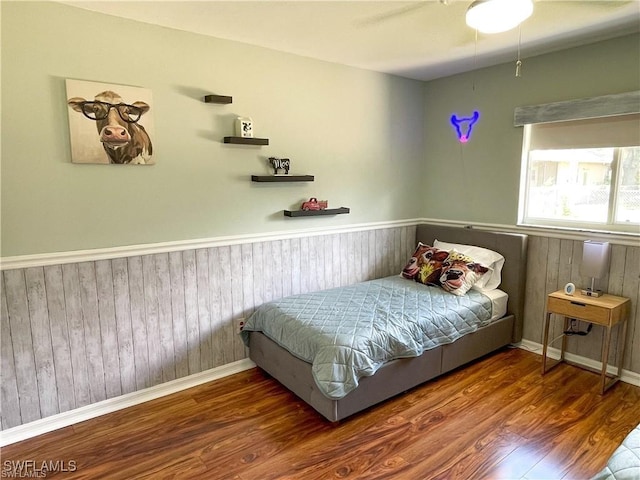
(58, 0, 640, 81)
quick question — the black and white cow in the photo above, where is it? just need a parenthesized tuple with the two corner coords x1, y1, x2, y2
(68, 90, 153, 164)
(269, 157, 290, 175)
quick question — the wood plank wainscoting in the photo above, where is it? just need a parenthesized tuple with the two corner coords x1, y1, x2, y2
(1, 224, 639, 440)
(1, 225, 418, 431)
(522, 236, 639, 376)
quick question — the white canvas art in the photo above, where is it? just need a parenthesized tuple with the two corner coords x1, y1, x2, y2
(66, 79, 155, 165)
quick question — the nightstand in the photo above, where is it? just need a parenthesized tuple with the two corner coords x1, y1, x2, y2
(541, 290, 630, 394)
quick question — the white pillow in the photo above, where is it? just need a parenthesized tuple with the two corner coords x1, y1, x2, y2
(433, 239, 505, 291)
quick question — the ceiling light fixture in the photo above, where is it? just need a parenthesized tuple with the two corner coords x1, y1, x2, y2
(466, 0, 533, 34)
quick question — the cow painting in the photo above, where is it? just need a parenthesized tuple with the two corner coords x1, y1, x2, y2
(65, 80, 154, 165)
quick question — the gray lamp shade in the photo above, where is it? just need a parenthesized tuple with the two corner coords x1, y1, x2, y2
(581, 241, 610, 279)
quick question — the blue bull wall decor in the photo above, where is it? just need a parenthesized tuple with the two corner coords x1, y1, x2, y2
(450, 111, 480, 144)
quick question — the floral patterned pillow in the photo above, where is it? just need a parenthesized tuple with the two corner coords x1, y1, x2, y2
(438, 250, 490, 296)
(401, 243, 450, 286)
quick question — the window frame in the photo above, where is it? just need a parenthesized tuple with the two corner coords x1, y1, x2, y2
(515, 91, 640, 236)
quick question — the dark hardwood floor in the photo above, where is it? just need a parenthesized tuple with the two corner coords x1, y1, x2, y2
(2, 348, 639, 479)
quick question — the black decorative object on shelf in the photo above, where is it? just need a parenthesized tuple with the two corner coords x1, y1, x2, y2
(284, 207, 350, 217)
(269, 157, 290, 175)
(204, 95, 232, 104)
(224, 136, 269, 146)
(252, 175, 314, 182)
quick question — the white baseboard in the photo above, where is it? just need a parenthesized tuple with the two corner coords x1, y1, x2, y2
(517, 339, 640, 387)
(0, 358, 255, 447)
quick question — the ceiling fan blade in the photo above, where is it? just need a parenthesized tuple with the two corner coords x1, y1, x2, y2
(356, 2, 430, 27)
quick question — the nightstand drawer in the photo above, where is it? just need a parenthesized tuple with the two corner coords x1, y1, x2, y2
(547, 296, 610, 325)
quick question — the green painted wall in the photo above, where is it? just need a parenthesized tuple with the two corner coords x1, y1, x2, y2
(1, 2, 425, 256)
(422, 33, 640, 225)
(2, 2, 638, 258)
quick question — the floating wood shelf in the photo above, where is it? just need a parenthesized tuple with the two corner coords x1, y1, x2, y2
(252, 175, 314, 182)
(284, 207, 350, 217)
(204, 94, 232, 104)
(224, 137, 269, 146)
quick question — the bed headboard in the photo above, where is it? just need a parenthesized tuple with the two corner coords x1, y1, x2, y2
(415, 224, 528, 343)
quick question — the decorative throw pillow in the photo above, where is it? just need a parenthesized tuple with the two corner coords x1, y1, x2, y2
(434, 239, 504, 291)
(401, 243, 450, 286)
(439, 250, 490, 296)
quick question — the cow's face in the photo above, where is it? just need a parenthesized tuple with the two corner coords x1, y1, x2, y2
(402, 245, 448, 280)
(68, 91, 149, 150)
(439, 259, 488, 291)
(402, 244, 431, 279)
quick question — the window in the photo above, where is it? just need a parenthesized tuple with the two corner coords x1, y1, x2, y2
(523, 146, 639, 229)
(516, 94, 640, 235)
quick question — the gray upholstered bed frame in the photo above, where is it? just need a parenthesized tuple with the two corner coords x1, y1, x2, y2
(248, 224, 528, 422)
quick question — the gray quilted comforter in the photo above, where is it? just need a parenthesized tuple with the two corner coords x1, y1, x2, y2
(592, 424, 640, 480)
(240, 276, 492, 399)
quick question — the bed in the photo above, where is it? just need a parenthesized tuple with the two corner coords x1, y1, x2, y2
(592, 423, 640, 480)
(241, 224, 528, 422)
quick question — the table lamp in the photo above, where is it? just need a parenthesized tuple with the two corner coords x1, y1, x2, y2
(580, 240, 610, 297)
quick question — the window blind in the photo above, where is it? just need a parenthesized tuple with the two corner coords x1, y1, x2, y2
(529, 113, 640, 150)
